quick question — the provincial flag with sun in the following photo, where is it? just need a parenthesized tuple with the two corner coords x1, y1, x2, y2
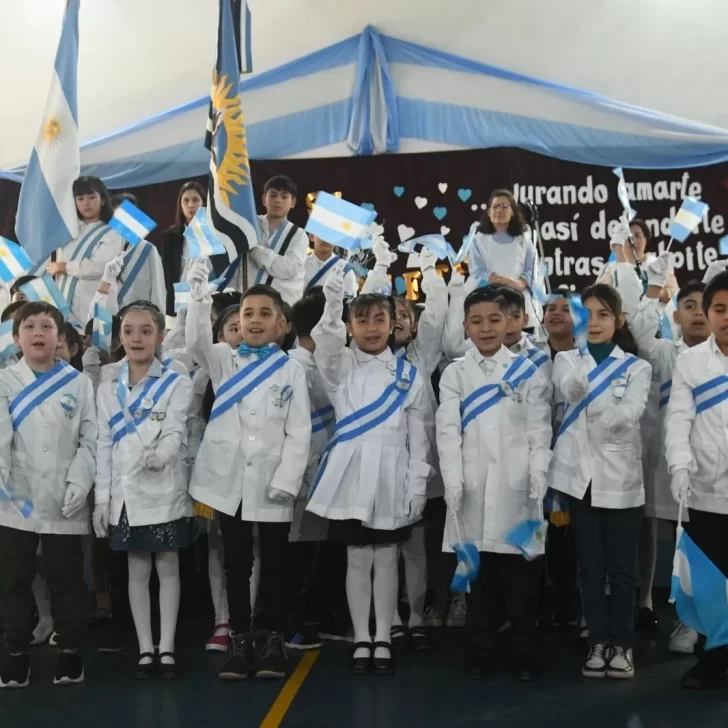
(205, 0, 259, 276)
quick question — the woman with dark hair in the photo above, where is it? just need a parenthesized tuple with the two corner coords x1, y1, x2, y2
(46, 176, 124, 324)
(161, 181, 206, 317)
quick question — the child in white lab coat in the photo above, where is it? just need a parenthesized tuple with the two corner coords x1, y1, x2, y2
(437, 286, 552, 681)
(665, 270, 728, 690)
(0, 302, 97, 689)
(304, 235, 358, 298)
(94, 302, 195, 680)
(306, 270, 432, 675)
(185, 259, 311, 681)
(550, 283, 651, 680)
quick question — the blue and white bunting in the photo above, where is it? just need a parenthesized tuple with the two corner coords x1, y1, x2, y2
(92, 303, 113, 352)
(669, 197, 709, 243)
(0, 237, 34, 283)
(173, 281, 190, 312)
(184, 208, 226, 258)
(305, 192, 377, 252)
(0, 320, 20, 363)
(19, 274, 73, 320)
(108, 200, 157, 247)
(568, 294, 589, 356)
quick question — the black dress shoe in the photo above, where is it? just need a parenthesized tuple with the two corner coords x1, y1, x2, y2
(157, 653, 180, 681)
(467, 655, 492, 680)
(409, 626, 434, 651)
(681, 653, 728, 691)
(635, 607, 659, 632)
(349, 642, 372, 675)
(390, 625, 408, 652)
(515, 652, 540, 682)
(135, 653, 156, 680)
(371, 642, 395, 675)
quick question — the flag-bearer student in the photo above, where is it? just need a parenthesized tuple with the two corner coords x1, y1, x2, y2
(93, 302, 195, 680)
(665, 269, 728, 690)
(549, 284, 651, 681)
(185, 258, 311, 681)
(0, 302, 97, 689)
(304, 234, 359, 298)
(46, 176, 124, 324)
(436, 286, 551, 682)
(245, 175, 309, 306)
(305, 270, 432, 676)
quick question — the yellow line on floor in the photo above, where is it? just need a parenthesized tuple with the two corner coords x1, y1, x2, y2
(259, 650, 320, 728)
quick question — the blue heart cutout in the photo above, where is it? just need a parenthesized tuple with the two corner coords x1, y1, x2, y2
(394, 276, 407, 295)
(361, 202, 375, 211)
(393, 186, 405, 198)
(433, 206, 447, 220)
(457, 188, 472, 202)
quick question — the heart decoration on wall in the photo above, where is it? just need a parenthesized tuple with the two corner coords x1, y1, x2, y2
(433, 206, 447, 221)
(361, 202, 375, 211)
(393, 186, 405, 197)
(394, 276, 407, 295)
(397, 224, 415, 242)
(440, 226, 450, 235)
(415, 196, 428, 209)
(458, 188, 472, 202)
(438, 183, 448, 193)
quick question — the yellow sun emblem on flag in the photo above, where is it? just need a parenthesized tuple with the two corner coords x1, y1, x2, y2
(210, 71, 251, 207)
(42, 115, 64, 145)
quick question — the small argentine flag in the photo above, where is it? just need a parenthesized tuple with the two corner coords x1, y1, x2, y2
(19, 274, 72, 320)
(174, 281, 190, 312)
(0, 320, 19, 363)
(305, 192, 377, 252)
(612, 167, 637, 221)
(92, 303, 113, 352)
(568, 294, 589, 356)
(184, 208, 226, 258)
(669, 197, 709, 243)
(108, 200, 157, 247)
(505, 517, 547, 560)
(397, 234, 449, 260)
(451, 540, 480, 593)
(0, 237, 34, 283)
(456, 222, 479, 265)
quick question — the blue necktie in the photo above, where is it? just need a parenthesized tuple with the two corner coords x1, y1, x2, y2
(237, 342, 276, 360)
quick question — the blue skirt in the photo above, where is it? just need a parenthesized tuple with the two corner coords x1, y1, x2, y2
(109, 505, 199, 552)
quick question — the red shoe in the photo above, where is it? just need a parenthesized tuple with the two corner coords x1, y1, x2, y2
(206, 624, 230, 652)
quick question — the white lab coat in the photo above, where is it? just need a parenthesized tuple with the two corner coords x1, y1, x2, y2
(187, 367, 210, 464)
(242, 216, 308, 306)
(161, 309, 197, 375)
(0, 360, 97, 534)
(436, 346, 552, 554)
(288, 347, 330, 542)
(666, 338, 728, 515)
(186, 293, 311, 521)
(550, 347, 651, 509)
(305, 298, 432, 530)
(56, 222, 125, 324)
(304, 254, 358, 298)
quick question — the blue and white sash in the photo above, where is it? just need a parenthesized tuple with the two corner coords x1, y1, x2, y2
(659, 379, 672, 409)
(117, 241, 152, 303)
(310, 358, 417, 496)
(525, 346, 550, 371)
(209, 346, 288, 422)
(9, 362, 79, 431)
(58, 223, 110, 303)
(306, 256, 340, 292)
(460, 356, 536, 431)
(110, 366, 180, 444)
(692, 375, 728, 415)
(311, 404, 335, 433)
(556, 355, 638, 439)
(255, 222, 292, 285)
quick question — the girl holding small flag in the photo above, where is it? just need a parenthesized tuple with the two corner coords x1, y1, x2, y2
(93, 302, 195, 680)
(0, 302, 97, 689)
(47, 177, 124, 324)
(549, 284, 651, 680)
(306, 269, 432, 675)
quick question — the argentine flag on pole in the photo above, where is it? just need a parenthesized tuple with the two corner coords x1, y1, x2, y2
(669, 197, 709, 243)
(15, 0, 80, 264)
(92, 303, 113, 352)
(397, 234, 449, 260)
(19, 274, 73, 321)
(505, 516, 547, 560)
(0, 238, 34, 283)
(108, 200, 157, 247)
(305, 192, 377, 252)
(173, 282, 191, 313)
(184, 208, 226, 258)
(0, 321, 20, 363)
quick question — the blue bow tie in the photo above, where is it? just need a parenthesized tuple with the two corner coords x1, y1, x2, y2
(237, 342, 276, 360)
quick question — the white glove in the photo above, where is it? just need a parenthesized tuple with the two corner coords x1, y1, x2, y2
(529, 472, 548, 501)
(323, 269, 345, 303)
(670, 468, 691, 506)
(143, 450, 165, 472)
(268, 487, 294, 503)
(409, 494, 427, 522)
(175, 306, 187, 327)
(93, 503, 110, 538)
(703, 259, 728, 284)
(448, 270, 465, 290)
(62, 484, 86, 519)
(186, 258, 210, 295)
(418, 247, 438, 273)
(372, 238, 397, 269)
(644, 253, 672, 288)
(444, 485, 463, 514)
(609, 221, 629, 249)
(101, 255, 125, 285)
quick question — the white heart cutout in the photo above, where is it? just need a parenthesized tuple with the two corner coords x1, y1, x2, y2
(438, 183, 448, 194)
(398, 224, 416, 242)
(414, 196, 428, 209)
(440, 226, 450, 235)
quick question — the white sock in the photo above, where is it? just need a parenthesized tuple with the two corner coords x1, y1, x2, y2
(208, 522, 229, 626)
(373, 544, 399, 658)
(128, 552, 154, 662)
(346, 545, 374, 658)
(638, 517, 657, 610)
(156, 551, 180, 663)
(402, 527, 427, 629)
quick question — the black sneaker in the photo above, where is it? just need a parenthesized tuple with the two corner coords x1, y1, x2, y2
(0, 653, 31, 689)
(219, 632, 255, 681)
(284, 628, 323, 651)
(53, 651, 84, 686)
(409, 626, 434, 651)
(98, 626, 129, 653)
(255, 632, 287, 679)
(635, 607, 659, 632)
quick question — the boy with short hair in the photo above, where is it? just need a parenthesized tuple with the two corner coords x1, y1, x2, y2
(304, 235, 358, 298)
(437, 287, 551, 681)
(246, 176, 309, 306)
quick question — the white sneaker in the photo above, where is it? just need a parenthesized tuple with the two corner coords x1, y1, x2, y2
(582, 643, 608, 678)
(669, 621, 699, 654)
(445, 596, 467, 627)
(606, 646, 634, 679)
(423, 605, 443, 628)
